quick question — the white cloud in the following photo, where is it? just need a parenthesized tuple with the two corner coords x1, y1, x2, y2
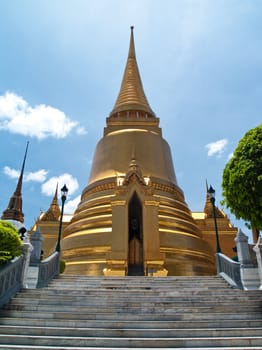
(206, 139, 228, 157)
(76, 126, 87, 135)
(0, 92, 87, 139)
(25, 169, 48, 182)
(3, 166, 48, 182)
(41, 173, 79, 197)
(3, 166, 20, 179)
(64, 195, 81, 214)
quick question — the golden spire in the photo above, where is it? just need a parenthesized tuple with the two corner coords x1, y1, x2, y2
(109, 26, 155, 117)
(41, 184, 61, 221)
(1, 142, 29, 223)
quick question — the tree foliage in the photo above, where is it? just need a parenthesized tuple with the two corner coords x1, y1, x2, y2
(222, 124, 262, 233)
(0, 220, 22, 265)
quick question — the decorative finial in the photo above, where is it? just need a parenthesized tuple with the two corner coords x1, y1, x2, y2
(109, 26, 155, 118)
(131, 146, 136, 161)
(206, 179, 209, 192)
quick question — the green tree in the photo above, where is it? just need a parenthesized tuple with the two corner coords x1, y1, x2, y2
(222, 124, 262, 242)
(0, 220, 22, 265)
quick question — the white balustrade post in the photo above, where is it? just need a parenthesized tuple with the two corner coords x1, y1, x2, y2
(235, 229, 260, 290)
(235, 229, 253, 266)
(253, 236, 262, 290)
(21, 240, 33, 288)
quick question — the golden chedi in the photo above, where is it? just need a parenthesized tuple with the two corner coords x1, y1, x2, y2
(61, 27, 216, 276)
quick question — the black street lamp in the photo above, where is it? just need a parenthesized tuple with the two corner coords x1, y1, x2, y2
(55, 184, 68, 252)
(207, 185, 222, 254)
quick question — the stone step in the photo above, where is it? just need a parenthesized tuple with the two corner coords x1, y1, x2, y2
(53, 275, 225, 281)
(2, 309, 262, 321)
(19, 288, 258, 298)
(2, 317, 262, 329)
(9, 296, 260, 307)
(47, 276, 234, 286)
(47, 279, 236, 285)
(5, 293, 261, 308)
(1, 334, 262, 348)
(44, 287, 244, 295)
(1, 325, 262, 338)
(54, 278, 227, 284)
(48, 281, 230, 287)
(48, 286, 235, 293)
(5, 302, 261, 314)
(49, 280, 227, 286)
(2, 275, 262, 349)
(1, 347, 262, 350)
(13, 295, 262, 307)
(7, 291, 261, 302)
(12, 289, 261, 299)
(17, 292, 252, 302)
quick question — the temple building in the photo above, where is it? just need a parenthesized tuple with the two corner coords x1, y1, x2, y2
(29, 27, 237, 276)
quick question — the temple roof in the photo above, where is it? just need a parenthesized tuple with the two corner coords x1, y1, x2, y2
(109, 26, 155, 117)
(204, 184, 225, 219)
(1, 142, 29, 223)
(40, 185, 61, 222)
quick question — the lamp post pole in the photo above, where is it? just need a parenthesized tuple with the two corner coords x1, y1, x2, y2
(55, 184, 68, 252)
(208, 185, 221, 254)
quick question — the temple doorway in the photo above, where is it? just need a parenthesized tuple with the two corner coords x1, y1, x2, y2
(128, 192, 144, 276)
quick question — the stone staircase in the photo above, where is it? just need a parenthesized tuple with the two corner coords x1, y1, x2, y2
(0, 275, 262, 349)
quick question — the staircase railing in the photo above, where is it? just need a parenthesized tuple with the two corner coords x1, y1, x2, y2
(216, 252, 243, 289)
(36, 251, 60, 288)
(0, 255, 25, 308)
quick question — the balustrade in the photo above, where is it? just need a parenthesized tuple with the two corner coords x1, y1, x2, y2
(36, 252, 60, 288)
(216, 253, 243, 289)
(0, 256, 24, 308)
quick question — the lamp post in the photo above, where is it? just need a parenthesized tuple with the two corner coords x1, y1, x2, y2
(55, 184, 68, 252)
(207, 185, 222, 254)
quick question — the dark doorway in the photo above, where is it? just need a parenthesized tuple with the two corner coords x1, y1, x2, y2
(128, 192, 144, 276)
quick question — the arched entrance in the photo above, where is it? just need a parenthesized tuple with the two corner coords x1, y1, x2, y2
(128, 192, 144, 275)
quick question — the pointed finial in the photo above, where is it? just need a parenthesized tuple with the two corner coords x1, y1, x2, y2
(131, 146, 136, 161)
(55, 183, 58, 197)
(128, 25, 136, 59)
(16, 141, 29, 195)
(23, 141, 29, 167)
(109, 27, 155, 117)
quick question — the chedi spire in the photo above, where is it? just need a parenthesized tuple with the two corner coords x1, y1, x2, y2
(61, 28, 216, 276)
(1, 142, 29, 224)
(110, 26, 155, 118)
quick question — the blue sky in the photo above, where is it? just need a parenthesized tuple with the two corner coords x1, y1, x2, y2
(0, 0, 261, 242)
